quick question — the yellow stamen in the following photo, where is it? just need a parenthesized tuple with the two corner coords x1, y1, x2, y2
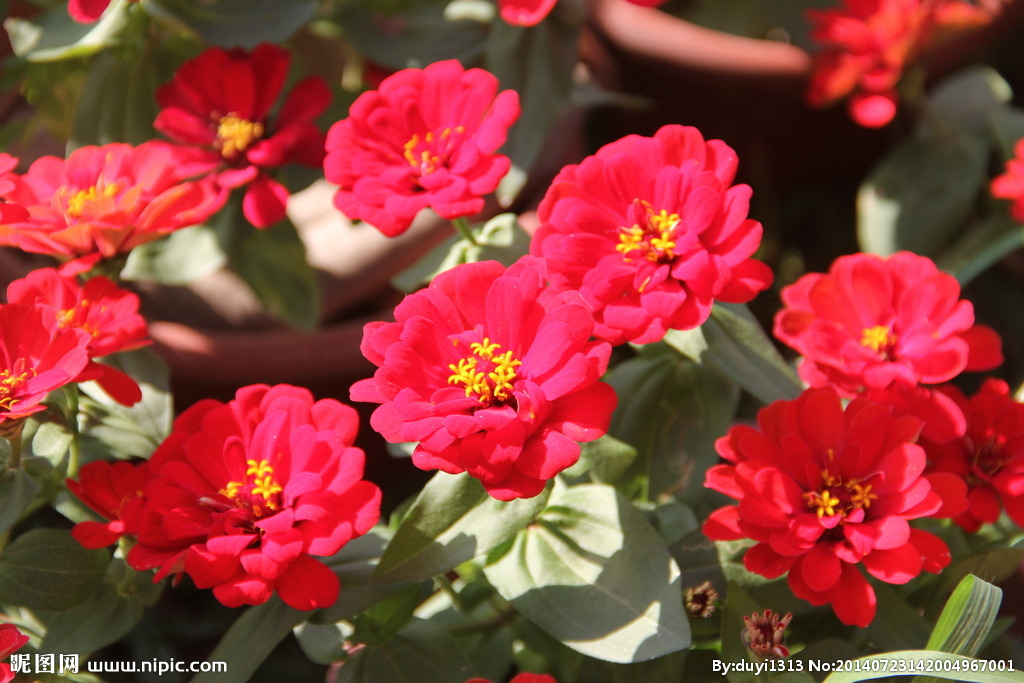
(447, 337, 522, 404)
(216, 114, 264, 158)
(220, 458, 283, 515)
(0, 363, 35, 412)
(861, 325, 896, 353)
(403, 126, 465, 175)
(65, 184, 120, 219)
(616, 202, 680, 262)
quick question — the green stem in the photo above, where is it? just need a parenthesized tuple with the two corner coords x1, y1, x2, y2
(434, 574, 465, 612)
(6, 431, 22, 469)
(451, 216, 479, 246)
(67, 388, 81, 479)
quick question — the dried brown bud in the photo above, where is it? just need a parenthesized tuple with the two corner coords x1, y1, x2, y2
(741, 609, 792, 659)
(684, 580, 719, 619)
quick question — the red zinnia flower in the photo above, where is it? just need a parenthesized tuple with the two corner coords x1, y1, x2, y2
(991, 138, 1024, 222)
(531, 124, 773, 345)
(703, 387, 953, 627)
(498, 0, 663, 26)
(0, 303, 90, 429)
(0, 142, 223, 275)
(922, 378, 1024, 532)
(154, 43, 330, 228)
(773, 251, 1002, 395)
(350, 256, 617, 500)
(806, 0, 990, 128)
(68, 0, 139, 22)
(324, 59, 520, 237)
(0, 623, 29, 683)
(126, 384, 381, 611)
(7, 268, 149, 406)
(67, 459, 151, 549)
(465, 674, 557, 683)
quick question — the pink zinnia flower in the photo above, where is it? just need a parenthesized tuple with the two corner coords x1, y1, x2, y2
(0, 142, 223, 275)
(466, 675, 557, 683)
(154, 43, 330, 228)
(324, 59, 520, 237)
(922, 378, 1024, 533)
(773, 251, 1002, 395)
(0, 623, 29, 683)
(498, 0, 664, 26)
(531, 124, 773, 345)
(68, 0, 139, 22)
(0, 303, 90, 428)
(806, 0, 990, 128)
(703, 387, 953, 627)
(350, 256, 617, 500)
(67, 460, 152, 549)
(7, 268, 149, 405)
(991, 138, 1024, 222)
(124, 384, 381, 611)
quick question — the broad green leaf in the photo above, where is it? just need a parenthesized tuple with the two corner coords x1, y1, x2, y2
(920, 575, 1001, 664)
(317, 526, 408, 623)
(857, 134, 989, 258)
(22, 419, 73, 467)
(294, 621, 353, 665)
(928, 66, 1013, 137)
(484, 482, 691, 663)
(77, 349, 172, 462)
(0, 529, 107, 610)
(122, 225, 227, 285)
(67, 45, 158, 150)
(38, 581, 142, 655)
(374, 472, 549, 584)
(822, 652, 1024, 683)
(718, 581, 762, 683)
(223, 216, 319, 331)
(561, 434, 637, 485)
(0, 468, 42, 536)
(605, 343, 740, 500)
(866, 583, 933, 652)
(336, 2, 487, 71)
(988, 107, 1024, 160)
(390, 213, 530, 292)
(351, 584, 423, 645)
(191, 596, 308, 683)
(665, 302, 802, 405)
(4, 0, 129, 61)
(938, 213, 1024, 285)
(486, 16, 578, 204)
(145, 0, 316, 48)
(938, 547, 1024, 594)
(336, 617, 478, 683)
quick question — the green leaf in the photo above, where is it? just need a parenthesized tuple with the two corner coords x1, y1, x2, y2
(665, 302, 803, 406)
(335, 2, 488, 72)
(190, 596, 308, 683)
(822, 652, 1024, 683)
(857, 134, 989, 258)
(374, 472, 550, 584)
(919, 575, 1001, 671)
(0, 468, 42, 536)
(122, 225, 227, 285)
(928, 66, 1013, 138)
(484, 482, 691, 663)
(390, 213, 530, 292)
(865, 583, 933, 652)
(604, 343, 740, 500)
(145, 0, 317, 48)
(0, 529, 107, 610)
(486, 17, 579, 204)
(223, 215, 319, 331)
(4, 0, 129, 61)
(294, 621, 353, 665)
(351, 584, 423, 645)
(38, 581, 142, 655)
(22, 418, 73, 467)
(938, 547, 1024, 594)
(335, 617, 478, 683)
(561, 434, 637, 486)
(988, 107, 1024, 160)
(317, 526, 408, 623)
(938, 213, 1024, 285)
(77, 349, 173, 461)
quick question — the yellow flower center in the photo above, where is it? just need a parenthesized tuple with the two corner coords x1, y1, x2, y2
(220, 458, 284, 518)
(0, 361, 35, 412)
(56, 299, 100, 337)
(216, 114, 265, 158)
(403, 126, 465, 175)
(64, 183, 121, 219)
(447, 337, 522, 404)
(616, 200, 680, 263)
(861, 325, 897, 354)
(803, 468, 877, 519)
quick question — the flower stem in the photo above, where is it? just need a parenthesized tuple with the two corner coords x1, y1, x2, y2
(6, 431, 22, 469)
(451, 217, 479, 246)
(67, 388, 81, 479)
